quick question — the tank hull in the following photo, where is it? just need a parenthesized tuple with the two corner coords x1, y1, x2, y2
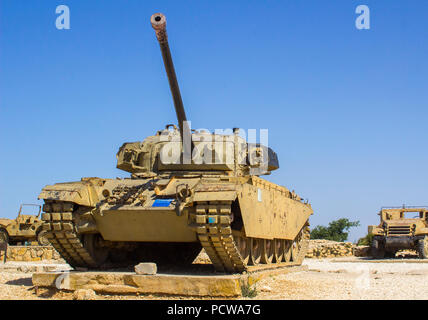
(39, 175, 312, 272)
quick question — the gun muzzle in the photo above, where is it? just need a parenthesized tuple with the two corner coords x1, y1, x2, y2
(151, 13, 167, 43)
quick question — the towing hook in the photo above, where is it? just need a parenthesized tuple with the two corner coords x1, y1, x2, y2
(176, 184, 191, 200)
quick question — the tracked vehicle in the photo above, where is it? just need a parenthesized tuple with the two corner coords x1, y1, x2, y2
(38, 13, 313, 273)
(369, 207, 428, 259)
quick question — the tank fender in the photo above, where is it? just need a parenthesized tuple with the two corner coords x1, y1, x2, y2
(192, 184, 238, 202)
(38, 177, 106, 207)
(0, 219, 13, 228)
(237, 182, 313, 240)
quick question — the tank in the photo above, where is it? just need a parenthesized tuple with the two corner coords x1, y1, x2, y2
(369, 206, 428, 259)
(38, 13, 313, 273)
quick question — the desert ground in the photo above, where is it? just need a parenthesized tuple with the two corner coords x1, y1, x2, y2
(1, 257, 427, 300)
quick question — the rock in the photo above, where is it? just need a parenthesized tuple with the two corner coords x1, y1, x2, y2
(193, 250, 212, 264)
(35, 266, 45, 273)
(260, 285, 272, 292)
(2, 246, 63, 262)
(23, 251, 32, 261)
(42, 250, 53, 260)
(353, 245, 370, 257)
(306, 240, 372, 259)
(17, 266, 28, 273)
(73, 289, 97, 300)
(135, 262, 157, 275)
(332, 269, 347, 274)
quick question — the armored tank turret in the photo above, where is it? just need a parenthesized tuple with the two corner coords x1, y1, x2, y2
(38, 13, 313, 273)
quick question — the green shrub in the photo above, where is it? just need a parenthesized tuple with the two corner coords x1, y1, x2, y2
(357, 233, 374, 246)
(241, 279, 258, 298)
(310, 218, 360, 242)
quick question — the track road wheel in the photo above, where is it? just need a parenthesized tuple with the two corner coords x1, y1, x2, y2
(417, 236, 428, 259)
(261, 239, 274, 264)
(235, 235, 250, 265)
(37, 230, 50, 246)
(250, 238, 262, 265)
(290, 225, 310, 265)
(82, 234, 109, 266)
(283, 240, 292, 262)
(0, 229, 9, 245)
(290, 232, 302, 262)
(274, 239, 285, 263)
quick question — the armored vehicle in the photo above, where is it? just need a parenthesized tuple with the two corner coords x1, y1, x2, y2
(38, 13, 313, 273)
(369, 207, 428, 259)
(0, 204, 49, 246)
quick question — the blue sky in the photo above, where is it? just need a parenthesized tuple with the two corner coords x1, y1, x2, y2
(1, 1, 427, 241)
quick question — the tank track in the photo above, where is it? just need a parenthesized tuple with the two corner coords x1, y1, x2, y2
(41, 203, 98, 268)
(194, 201, 245, 273)
(193, 200, 310, 273)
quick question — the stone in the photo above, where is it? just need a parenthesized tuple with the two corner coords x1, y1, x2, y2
(17, 266, 29, 273)
(33, 266, 305, 297)
(128, 274, 242, 296)
(42, 250, 53, 260)
(23, 251, 32, 261)
(73, 289, 97, 300)
(1, 246, 63, 262)
(306, 240, 370, 259)
(353, 245, 370, 257)
(135, 262, 157, 275)
(260, 285, 272, 292)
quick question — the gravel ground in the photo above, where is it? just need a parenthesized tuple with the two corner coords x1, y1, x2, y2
(0, 258, 427, 300)
(255, 257, 428, 300)
(0, 272, 62, 300)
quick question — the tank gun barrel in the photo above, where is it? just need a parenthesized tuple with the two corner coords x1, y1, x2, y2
(151, 13, 190, 141)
